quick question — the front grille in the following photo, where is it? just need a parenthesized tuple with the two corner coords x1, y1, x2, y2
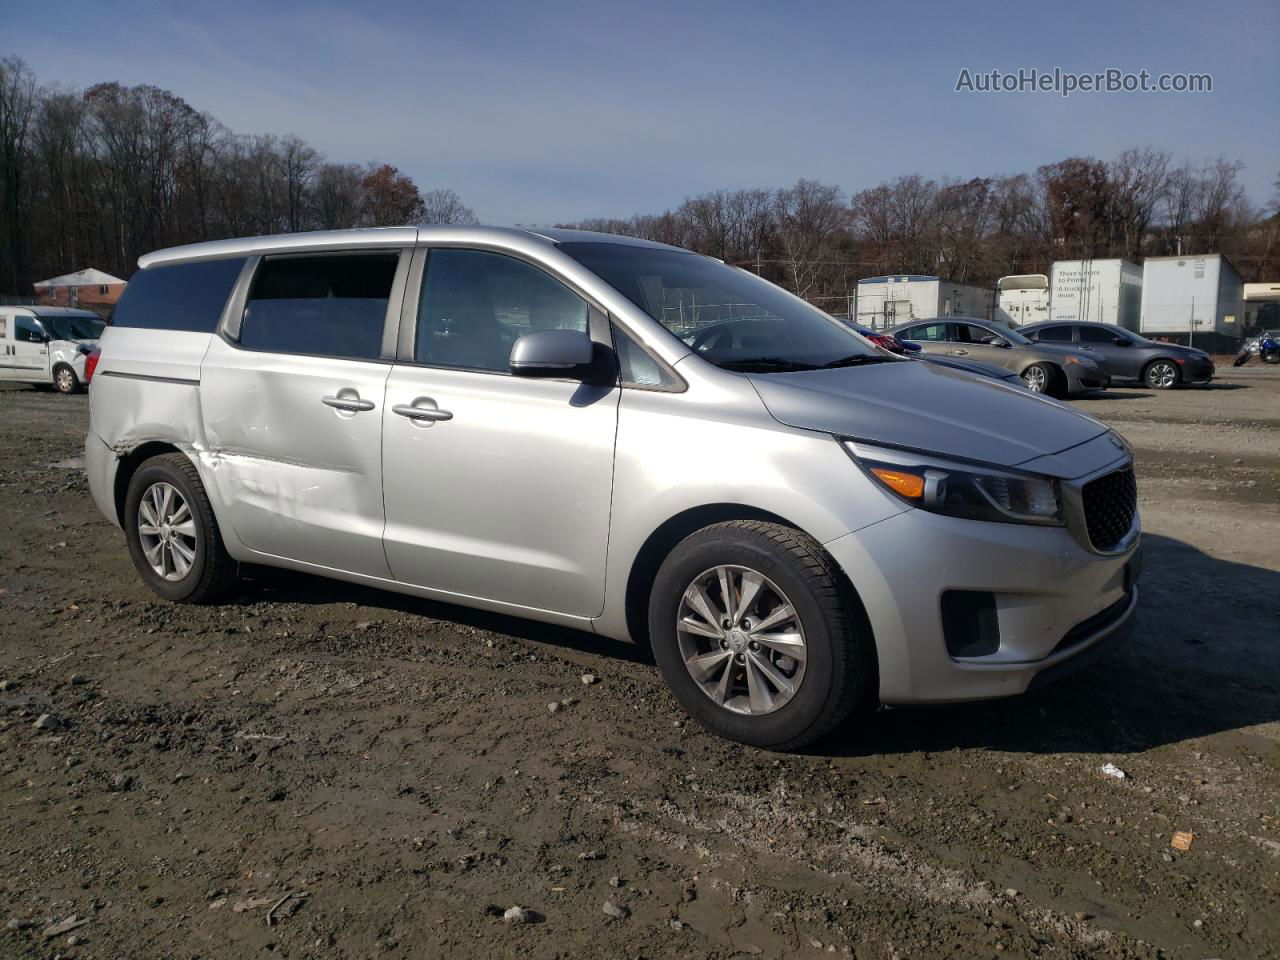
(1082, 467, 1137, 550)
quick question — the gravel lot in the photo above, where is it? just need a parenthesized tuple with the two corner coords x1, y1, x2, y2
(2, 368, 1278, 959)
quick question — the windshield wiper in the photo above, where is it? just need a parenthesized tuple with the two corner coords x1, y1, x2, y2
(820, 354, 896, 369)
(716, 357, 819, 372)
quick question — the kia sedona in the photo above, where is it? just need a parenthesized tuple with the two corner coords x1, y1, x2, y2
(86, 227, 1140, 750)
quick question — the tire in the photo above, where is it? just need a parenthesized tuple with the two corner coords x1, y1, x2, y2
(123, 453, 237, 603)
(648, 520, 875, 751)
(53, 364, 80, 394)
(1144, 359, 1180, 389)
(1021, 362, 1063, 397)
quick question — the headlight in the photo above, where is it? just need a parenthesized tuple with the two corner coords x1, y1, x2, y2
(844, 441, 1063, 526)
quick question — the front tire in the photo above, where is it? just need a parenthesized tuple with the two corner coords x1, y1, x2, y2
(123, 453, 237, 603)
(1021, 362, 1064, 397)
(1144, 359, 1180, 389)
(53, 364, 80, 394)
(648, 520, 875, 750)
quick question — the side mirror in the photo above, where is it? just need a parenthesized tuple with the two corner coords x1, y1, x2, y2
(509, 329, 609, 381)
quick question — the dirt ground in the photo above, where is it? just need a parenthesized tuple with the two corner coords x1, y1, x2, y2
(2, 366, 1278, 960)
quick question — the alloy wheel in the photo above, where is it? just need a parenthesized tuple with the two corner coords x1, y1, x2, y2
(137, 482, 197, 581)
(1022, 366, 1047, 392)
(1149, 362, 1178, 388)
(676, 564, 807, 715)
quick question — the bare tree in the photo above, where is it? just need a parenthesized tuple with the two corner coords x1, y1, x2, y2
(419, 188, 478, 225)
(1107, 147, 1170, 260)
(773, 179, 846, 298)
(0, 56, 37, 291)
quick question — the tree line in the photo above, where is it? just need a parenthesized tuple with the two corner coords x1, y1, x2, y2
(560, 156, 1280, 313)
(3, 54, 1277, 308)
(0, 56, 477, 294)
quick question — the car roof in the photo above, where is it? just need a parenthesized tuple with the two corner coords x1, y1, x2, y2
(137, 225, 690, 269)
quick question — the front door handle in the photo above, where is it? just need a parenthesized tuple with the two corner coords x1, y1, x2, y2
(321, 395, 375, 412)
(952, 349, 969, 356)
(392, 398, 453, 423)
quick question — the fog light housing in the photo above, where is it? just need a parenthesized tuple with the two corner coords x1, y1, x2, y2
(941, 590, 1000, 658)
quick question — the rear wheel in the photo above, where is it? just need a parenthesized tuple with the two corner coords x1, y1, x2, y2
(1144, 359, 1179, 389)
(648, 520, 875, 750)
(124, 453, 237, 603)
(53, 364, 79, 394)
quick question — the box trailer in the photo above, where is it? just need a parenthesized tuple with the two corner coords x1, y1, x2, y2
(855, 275, 993, 328)
(1050, 259, 1143, 331)
(996, 274, 1049, 327)
(1140, 255, 1245, 349)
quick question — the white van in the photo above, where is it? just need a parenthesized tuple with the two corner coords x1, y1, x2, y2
(0, 305, 104, 393)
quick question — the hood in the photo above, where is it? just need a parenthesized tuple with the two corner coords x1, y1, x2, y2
(1163, 343, 1211, 360)
(748, 360, 1109, 473)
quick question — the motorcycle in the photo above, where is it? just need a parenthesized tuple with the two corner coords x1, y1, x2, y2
(1233, 331, 1280, 367)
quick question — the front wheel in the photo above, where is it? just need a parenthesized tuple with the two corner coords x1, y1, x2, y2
(123, 453, 237, 603)
(1144, 359, 1180, 389)
(648, 520, 875, 750)
(53, 364, 80, 394)
(1021, 362, 1062, 396)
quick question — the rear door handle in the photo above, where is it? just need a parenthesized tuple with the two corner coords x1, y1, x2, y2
(392, 399, 453, 423)
(951, 349, 969, 356)
(321, 395, 375, 412)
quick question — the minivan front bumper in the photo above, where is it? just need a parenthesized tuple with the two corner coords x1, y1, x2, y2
(825, 507, 1139, 703)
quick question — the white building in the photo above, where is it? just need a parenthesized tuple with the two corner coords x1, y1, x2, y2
(855, 275, 993, 328)
(995, 274, 1049, 327)
(1049, 259, 1143, 331)
(1140, 254, 1244, 348)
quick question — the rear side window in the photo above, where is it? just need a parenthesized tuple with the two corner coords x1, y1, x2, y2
(1033, 325, 1073, 342)
(111, 258, 247, 332)
(240, 254, 398, 360)
(904, 323, 948, 342)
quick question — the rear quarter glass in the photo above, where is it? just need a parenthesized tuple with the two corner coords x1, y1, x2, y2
(111, 257, 247, 332)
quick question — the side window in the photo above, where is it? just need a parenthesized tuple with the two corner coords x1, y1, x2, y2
(1034, 325, 1074, 342)
(416, 249, 588, 372)
(112, 257, 247, 332)
(959, 323, 1005, 346)
(1079, 326, 1115, 344)
(614, 325, 679, 389)
(240, 254, 398, 360)
(15, 315, 46, 343)
(905, 323, 948, 342)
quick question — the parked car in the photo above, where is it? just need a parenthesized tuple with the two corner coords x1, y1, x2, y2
(0, 305, 104, 393)
(1020, 321, 1215, 388)
(87, 227, 1140, 750)
(890, 317, 1110, 397)
(846, 322, 912, 354)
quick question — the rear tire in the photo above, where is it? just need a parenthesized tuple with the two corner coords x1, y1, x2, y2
(123, 453, 237, 603)
(53, 364, 80, 394)
(648, 520, 876, 751)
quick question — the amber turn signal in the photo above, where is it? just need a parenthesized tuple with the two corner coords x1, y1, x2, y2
(869, 467, 925, 499)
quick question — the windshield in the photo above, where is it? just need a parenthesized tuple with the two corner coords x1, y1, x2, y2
(559, 242, 883, 372)
(40, 315, 104, 340)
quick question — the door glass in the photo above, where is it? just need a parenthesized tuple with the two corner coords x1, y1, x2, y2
(1079, 326, 1117, 343)
(416, 249, 588, 372)
(905, 323, 948, 342)
(240, 254, 397, 360)
(15, 315, 46, 343)
(1034, 326, 1074, 342)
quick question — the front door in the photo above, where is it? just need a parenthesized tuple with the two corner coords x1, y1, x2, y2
(1077, 325, 1142, 379)
(950, 322, 1018, 372)
(381, 247, 619, 618)
(199, 250, 408, 578)
(11, 314, 52, 380)
(898, 321, 952, 357)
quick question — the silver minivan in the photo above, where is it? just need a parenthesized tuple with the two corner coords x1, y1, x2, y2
(0, 305, 103, 393)
(86, 227, 1140, 749)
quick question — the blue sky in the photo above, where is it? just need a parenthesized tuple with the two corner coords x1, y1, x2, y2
(3, 0, 1276, 225)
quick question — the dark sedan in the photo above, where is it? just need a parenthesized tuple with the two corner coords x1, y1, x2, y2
(1020, 321, 1214, 389)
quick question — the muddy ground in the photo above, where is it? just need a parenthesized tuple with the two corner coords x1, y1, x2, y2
(1, 367, 1278, 960)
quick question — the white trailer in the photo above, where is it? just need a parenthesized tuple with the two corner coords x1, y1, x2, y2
(855, 275, 993, 329)
(1140, 255, 1244, 348)
(1050, 259, 1143, 330)
(995, 274, 1049, 327)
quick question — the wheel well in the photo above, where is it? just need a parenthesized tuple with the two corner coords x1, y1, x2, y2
(1143, 356, 1180, 376)
(623, 504, 873, 662)
(113, 441, 185, 525)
